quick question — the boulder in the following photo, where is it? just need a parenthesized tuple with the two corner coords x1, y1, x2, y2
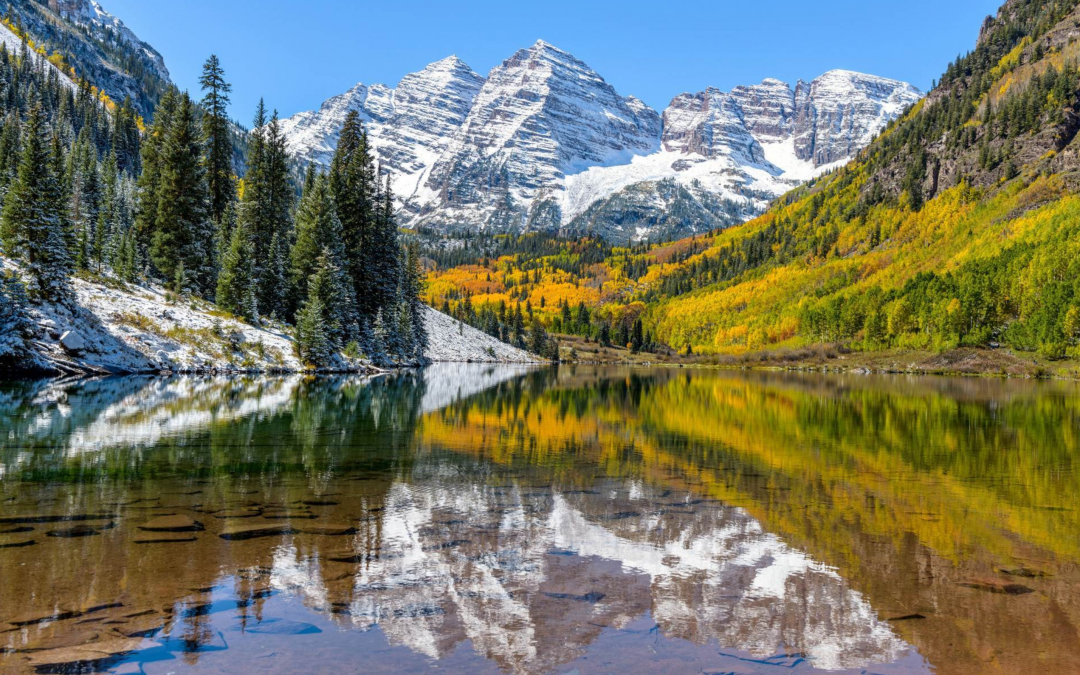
(59, 330, 87, 354)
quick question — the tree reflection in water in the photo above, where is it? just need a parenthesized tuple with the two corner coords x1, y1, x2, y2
(1, 365, 1077, 674)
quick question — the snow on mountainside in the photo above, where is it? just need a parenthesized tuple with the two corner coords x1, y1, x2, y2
(0, 21, 77, 92)
(3, 0, 170, 116)
(280, 44, 921, 242)
(1, 257, 539, 376)
(414, 40, 662, 231)
(47, 0, 169, 79)
(279, 56, 485, 184)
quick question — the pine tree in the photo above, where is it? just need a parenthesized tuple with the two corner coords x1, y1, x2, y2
(0, 269, 29, 358)
(511, 304, 525, 348)
(290, 169, 343, 313)
(216, 215, 257, 323)
(151, 92, 213, 295)
(0, 112, 21, 199)
(527, 316, 549, 356)
(199, 55, 235, 225)
(305, 248, 355, 349)
(401, 241, 428, 361)
(373, 173, 401, 317)
(630, 318, 644, 353)
(329, 110, 376, 317)
(0, 103, 69, 301)
(135, 87, 178, 265)
(239, 102, 293, 315)
(295, 293, 331, 367)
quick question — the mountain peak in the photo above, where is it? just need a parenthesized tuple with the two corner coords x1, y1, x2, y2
(427, 54, 471, 70)
(279, 43, 919, 241)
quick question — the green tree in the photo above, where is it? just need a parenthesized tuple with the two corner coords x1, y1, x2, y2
(151, 92, 213, 295)
(0, 104, 69, 301)
(199, 54, 235, 224)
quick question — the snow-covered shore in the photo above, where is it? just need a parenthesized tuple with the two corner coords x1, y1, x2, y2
(1, 260, 540, 377)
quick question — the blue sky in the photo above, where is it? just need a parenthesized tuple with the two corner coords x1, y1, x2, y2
(105, 0, 1003, 122)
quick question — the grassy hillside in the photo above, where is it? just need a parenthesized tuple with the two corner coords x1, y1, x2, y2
(425, 0, 1080, 362)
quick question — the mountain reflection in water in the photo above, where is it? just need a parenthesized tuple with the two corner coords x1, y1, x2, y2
(1, 365, 1077, 674)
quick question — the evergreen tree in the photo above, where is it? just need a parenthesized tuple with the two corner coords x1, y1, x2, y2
(630, 318, 644, 353)
(527, 316, 549, 356)
(135, 87, 179, 264)
(239, 102, 293, 316)
(401, 241, 428, 361)
(199, 55, 235, 225)
(0, 269, 29, 358)
(0, 103, 69, 301)
(295, 292, 332, 367)
(151, 92, 213, 295)
(598, 321, 611, 347)
(329, 110, 376, 316)
(216, 215, 257, 323)
(290, 169, 347, 316)
(0, 112, 21, 199)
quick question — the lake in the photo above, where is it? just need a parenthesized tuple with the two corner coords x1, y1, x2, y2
(1, 365, 1078, 674)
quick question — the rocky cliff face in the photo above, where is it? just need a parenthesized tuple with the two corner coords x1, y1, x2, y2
(791, 70, 922, 167)
(279, 43, 921, 241)
(417, 41, 661, 231)
(7, 0, 170, 116)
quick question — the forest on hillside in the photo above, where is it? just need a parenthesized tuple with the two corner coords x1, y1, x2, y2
(0, 17, 428, 368)
(426, 0, 1080, 362)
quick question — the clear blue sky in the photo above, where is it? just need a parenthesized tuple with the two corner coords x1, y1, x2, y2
(104, 0, 1004, 122)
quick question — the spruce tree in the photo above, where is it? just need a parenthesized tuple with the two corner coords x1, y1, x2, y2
(304, 249, 355, 349)
(295, 292, 331, 368)
(400, 241, 428, 361)
(151, 92, 213, 295)
(329, 110, 376, 317)
(135, 87, 178, 264)
(0, 269, 29, 358)
(239, 102, 293, 317)
(289, 169, 357, 334)
(199, 54, 235, 224)
(0, 103, 69, 302)
(216, 215, 257, 323)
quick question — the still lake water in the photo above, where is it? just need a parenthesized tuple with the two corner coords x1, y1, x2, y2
(0, 365, 1078, 675)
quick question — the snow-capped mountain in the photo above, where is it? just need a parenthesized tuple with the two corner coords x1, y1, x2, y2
(4, 0, 170, 116)
(280, 41, 921, 241)
(46, 0, 169, 79)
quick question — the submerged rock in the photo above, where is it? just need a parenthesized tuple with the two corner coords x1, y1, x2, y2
(47, 523, 114, 538)
(24, 637, 149, 669)
(0, 538, 35, 548)
(133, 532, 198, 544)
(138, 515, 204, 532)
(219, 523, 294, 540)
(0, 513, 117, 524)
(959, 580, 1036, 595)
(212, 509, 262, 519)
(298, 524, 357, 536)
(261, 511, 319, 520)
(7, 608, 82, 626)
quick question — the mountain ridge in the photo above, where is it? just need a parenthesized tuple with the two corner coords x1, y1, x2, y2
(279, 42, 921, 241)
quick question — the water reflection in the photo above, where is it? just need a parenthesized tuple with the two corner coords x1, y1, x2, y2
(1, 366, 1078, 674)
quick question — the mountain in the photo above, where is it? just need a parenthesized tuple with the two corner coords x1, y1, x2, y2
(280, 42, 920, 241)
(426, 0, 1080, 364)
(3, 0, 171, 116)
